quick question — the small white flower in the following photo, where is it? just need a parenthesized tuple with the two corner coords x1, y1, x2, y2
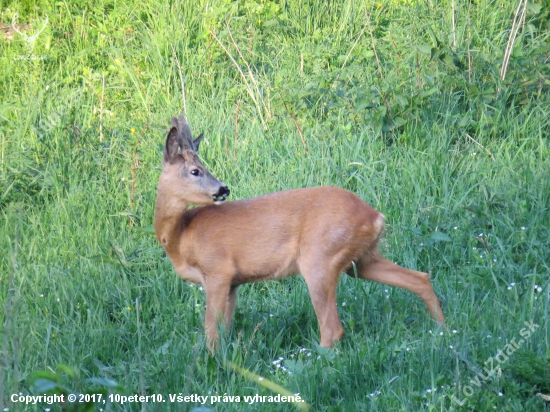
(487, 334, 492, 338)
(511, 282, 516, 286)
(453, 226, 458, 230)
(521, 226, 526, 230)
(498, 392, 503, 396)
(452, 329, 457, 334)
(342, 302, 346, 306)
(439, 331, 444, 336)
(45, 85, 50, 90)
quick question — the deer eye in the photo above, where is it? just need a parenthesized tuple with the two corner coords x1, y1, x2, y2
(190, 169, 200, 176)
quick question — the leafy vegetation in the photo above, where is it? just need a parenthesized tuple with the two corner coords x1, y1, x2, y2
(506, 350, 550, 395)
(1, 0, 549, 411)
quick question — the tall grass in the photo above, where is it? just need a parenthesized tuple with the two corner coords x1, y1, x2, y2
(1, 0, 549, 411)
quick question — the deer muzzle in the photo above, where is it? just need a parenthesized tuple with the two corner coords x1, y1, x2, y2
(213, 185, 230, 204)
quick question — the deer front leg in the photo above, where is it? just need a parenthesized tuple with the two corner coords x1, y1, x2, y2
(225, 285, 238, 329)
(204, 277, 232, 351)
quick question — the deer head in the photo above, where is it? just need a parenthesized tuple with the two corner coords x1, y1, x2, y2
(158, 115, 229, 208)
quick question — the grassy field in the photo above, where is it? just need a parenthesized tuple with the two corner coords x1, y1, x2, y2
(1, 0, 549, 411)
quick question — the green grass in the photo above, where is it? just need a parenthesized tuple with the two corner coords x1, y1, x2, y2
(1, 0, 549, 411)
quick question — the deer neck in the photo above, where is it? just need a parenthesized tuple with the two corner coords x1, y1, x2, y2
(154, 190, 189, 252)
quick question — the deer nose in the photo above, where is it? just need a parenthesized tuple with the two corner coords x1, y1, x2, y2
(218, 185, 230, 197)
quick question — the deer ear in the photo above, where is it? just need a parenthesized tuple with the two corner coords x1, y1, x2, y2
(164, 127, 180, 163)
(192, 133, 204, 152)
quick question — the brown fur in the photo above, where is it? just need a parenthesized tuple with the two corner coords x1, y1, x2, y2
(155, 117, 445, 349)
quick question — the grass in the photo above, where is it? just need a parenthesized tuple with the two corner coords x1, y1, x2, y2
(1, 0, 549, 411)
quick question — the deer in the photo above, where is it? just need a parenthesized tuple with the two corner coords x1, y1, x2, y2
(154, 115, 445, 350)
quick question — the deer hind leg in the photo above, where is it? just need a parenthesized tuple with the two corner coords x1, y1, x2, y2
(358, 253, 445, 323)
(203, 277, 232, 350)
(299, 260, 345, 347)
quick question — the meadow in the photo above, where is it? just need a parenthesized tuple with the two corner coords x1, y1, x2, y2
(0, 0, 549, 411)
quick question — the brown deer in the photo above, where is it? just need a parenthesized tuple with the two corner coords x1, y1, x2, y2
(154, 115, 445, 349)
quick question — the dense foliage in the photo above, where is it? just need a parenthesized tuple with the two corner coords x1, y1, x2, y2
(1, 1, 549, 411)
